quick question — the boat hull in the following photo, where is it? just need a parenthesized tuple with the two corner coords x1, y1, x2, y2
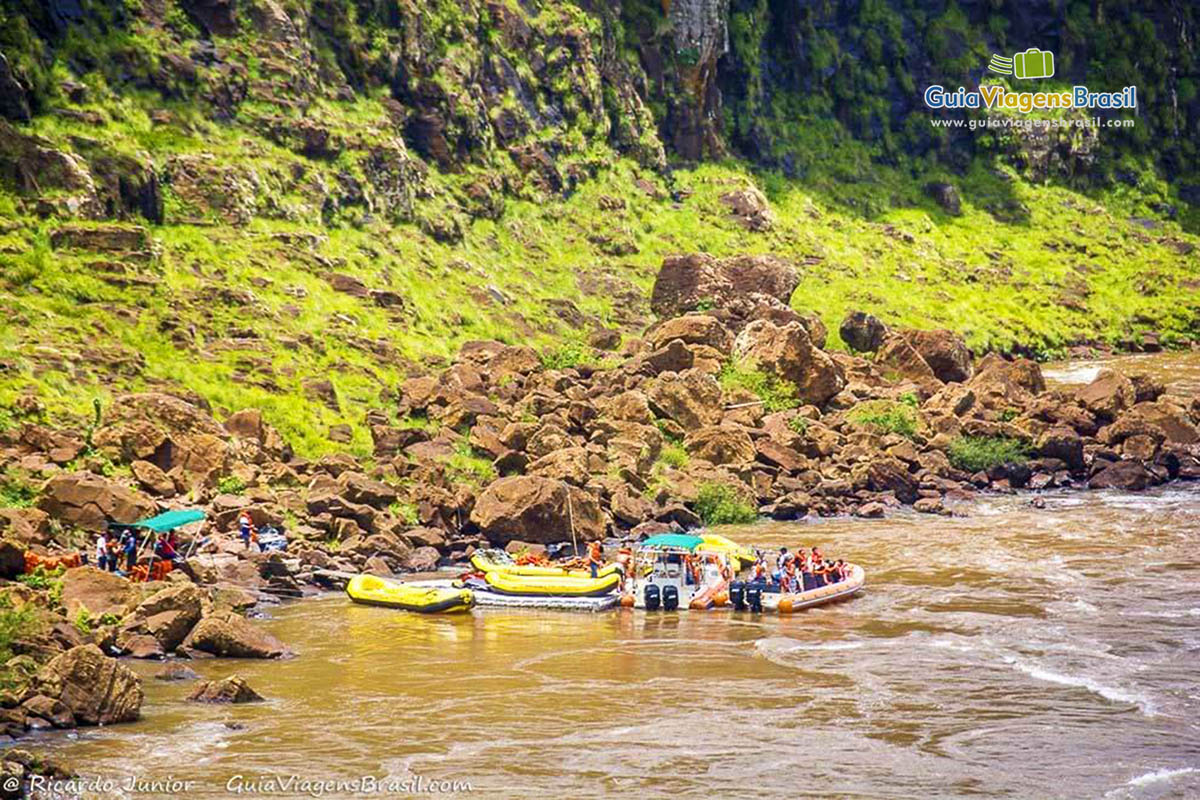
(346, 574, 474, 613)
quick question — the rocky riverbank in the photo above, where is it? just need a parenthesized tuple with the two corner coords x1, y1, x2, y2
(0, 253, 1197, 746)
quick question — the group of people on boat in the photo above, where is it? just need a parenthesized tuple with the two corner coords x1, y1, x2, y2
(759, 546, 850, 593)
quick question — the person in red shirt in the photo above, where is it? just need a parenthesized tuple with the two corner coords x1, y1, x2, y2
(587, 539, 604, 579)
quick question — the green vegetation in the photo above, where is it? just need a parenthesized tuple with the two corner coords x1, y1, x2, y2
(15, 565, 64, 591)
(786, 415, 809, 436)
(0, 0, 1194, 465)
(718, 361, 798, 412)
(0, 470, 37, 508)
(658, 442, 689, 469)
(947, 435, 1030, 472)
(849, 399, 920, 439)
(73, 607, 94, 635)
(216, 475, 248, 495)
(0, 593, 40, 666)
(440, 441, 497, 486)
(694, 482, 757, 526)
(389, 501, 419, 526)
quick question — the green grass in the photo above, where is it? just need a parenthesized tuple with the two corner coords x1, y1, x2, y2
(848, 400, 919, 438)
(718, 360, 799, 412)
(694, 482, 757, 526)
(0, 593, 41, 667)
(440, 441, 497, 486)
(216, 475, 247, 495)
(389, 500, 419, 526)
(658, 442, 689, 469)
(15, 566, 65, 591)
(947, 435, 1030, 472)
(0, 469, 38, 508)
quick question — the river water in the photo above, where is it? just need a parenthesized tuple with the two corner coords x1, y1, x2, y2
(24, 353, 1200, 800)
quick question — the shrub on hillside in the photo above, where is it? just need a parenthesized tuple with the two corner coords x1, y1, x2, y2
(694, 482, 757, 526)
(947, 436, 1029, 472)
(718, 361, 798, 412)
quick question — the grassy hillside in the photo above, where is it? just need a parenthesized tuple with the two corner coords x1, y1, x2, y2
(0, 0, 1196, 457)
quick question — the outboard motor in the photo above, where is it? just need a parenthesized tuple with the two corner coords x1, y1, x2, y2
(746, 583, 763, 613)
(644, 584, 661, 611)
(729, 580, 746, 611)
(662, 584, 679, 611)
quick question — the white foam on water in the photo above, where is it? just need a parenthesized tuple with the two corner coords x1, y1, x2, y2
(1126, 766, 1197, 787)
(1043, 365, 1102, 385)
(1004, 656, 1158, 716)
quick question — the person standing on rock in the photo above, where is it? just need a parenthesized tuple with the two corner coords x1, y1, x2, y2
(238, 510, 256, 551)
(95, 531, 109, 571)
(587, 539, 604, 579)
(121, 529, 138, 572)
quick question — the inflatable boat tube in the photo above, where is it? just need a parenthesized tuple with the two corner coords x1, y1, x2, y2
(346, 574, 474, 613)
(483, 569, 622, 597)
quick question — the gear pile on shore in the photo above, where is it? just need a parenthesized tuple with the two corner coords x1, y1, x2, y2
(0, 252, 1197, 743)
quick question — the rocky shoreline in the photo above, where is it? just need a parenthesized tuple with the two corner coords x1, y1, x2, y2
(0, 253, 1197, 753)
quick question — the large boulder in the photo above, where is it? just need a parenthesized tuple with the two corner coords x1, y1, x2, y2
(646, 315, 732, 354)
(470, 476, 605, 545)
(900, 329, 973, 383)
(646, 370, 723, 429)
(968, 354, 1046, 405)
(839, 311, 888, 353)
(34, 645, 142, 725)
(733, 320, 845, 405)
(1089, 460, 1154, 491)
(0, 539, 24, 579)
(119, 584, 204, 651)
(182, 612, 289, 659)
(1034, 427, 1085, 472)
(1076, 370, 1135, 422)
(60, 567, 135, 618)
(38, 472, 156, 531)
(0, 508, 52, 547)
(684, 426, 756, 466)
(874, 333, 938, 386)
(650, 253, 800, 319)
(864, 458, 920, 504)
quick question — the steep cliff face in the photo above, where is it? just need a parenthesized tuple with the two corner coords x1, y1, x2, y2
(717, 0, 1198, 186)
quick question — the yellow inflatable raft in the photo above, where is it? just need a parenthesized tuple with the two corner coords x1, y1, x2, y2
(470, 549, 621, 579)
(346, 574, 474, 613)
(483, 569, 622, 597)
(700, 534, 757, 570)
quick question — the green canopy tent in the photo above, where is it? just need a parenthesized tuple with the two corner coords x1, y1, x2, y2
(123, 509, 207, 570)
(130, 509, 206, 533)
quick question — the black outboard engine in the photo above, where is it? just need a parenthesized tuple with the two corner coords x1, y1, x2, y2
(644, 584, 661, 611)
(729, 580, 746, 611)
(746, 583, 763, 613)
(662, 584, 679, 611)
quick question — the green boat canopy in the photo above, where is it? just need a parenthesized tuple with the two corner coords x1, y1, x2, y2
(129, 509, 206, 533)
(639, 533, 704, 550)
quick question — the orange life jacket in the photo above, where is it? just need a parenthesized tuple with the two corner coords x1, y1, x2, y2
(588, 541, 603, 564)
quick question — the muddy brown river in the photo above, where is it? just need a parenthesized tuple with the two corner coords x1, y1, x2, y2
(24, 353, 1200, 799)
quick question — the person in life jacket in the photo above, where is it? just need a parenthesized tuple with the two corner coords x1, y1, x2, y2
(616, 544, 633, 588)
(773, 547, 789, 583)
(751, 558, 767, 585)
(238, 511, 255, 550)
(811, 547, 825, 586)
(800, 550, 815, 592)
(587, 539, 604, 579)
(781, 556, 798, 593)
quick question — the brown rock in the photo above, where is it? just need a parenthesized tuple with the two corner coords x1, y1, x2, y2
(405, 546, 440, 572)
(470, 476, 605, 545)
(647, 371, 723, 429)
(650, 253, 800, 319)
(188, 676, 263, 704)
(34, 645, 142, 725)
(21, 695, 75, 728)
(1088, 460, 1154, 491)
(60, 567, 135, 618)
(130, 460, 175, 497)
(1076, 370, 1135, 422)
(1034, 427, 1085, 472)
(875, 334, 938, 386)
(0, 508, 52, 546)
(38, 472, 156, 531)
(720, 187, 775, 231)
(839, 311, 888, 353)
(733, 319, 845, 405)
(865, 458, 919, 504)
(181, 612, 288, 659)
(754, 439, 807, 473)
(900, 329, 973, 383)
(685, 426, 755, 466)
(647, 315, 732, 354)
